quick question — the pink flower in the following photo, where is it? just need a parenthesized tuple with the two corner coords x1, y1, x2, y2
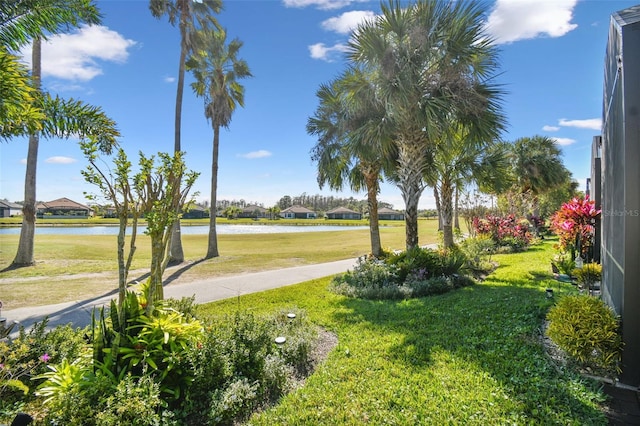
(40, 353, 50, 363)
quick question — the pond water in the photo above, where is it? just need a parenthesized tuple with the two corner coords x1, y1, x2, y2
(0, 224, 369, 236)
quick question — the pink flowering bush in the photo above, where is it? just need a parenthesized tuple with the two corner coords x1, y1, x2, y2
(472, 214, 533, 251)
(550, 196, 600, 258)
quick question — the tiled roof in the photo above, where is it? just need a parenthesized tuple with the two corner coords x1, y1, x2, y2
(37, 197, 92, 210)
(326, 206, 359, 214)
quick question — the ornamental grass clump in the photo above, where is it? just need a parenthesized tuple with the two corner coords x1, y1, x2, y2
(546, 295, 622, 374)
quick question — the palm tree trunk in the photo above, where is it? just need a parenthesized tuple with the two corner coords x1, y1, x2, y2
(364, 171, 382, 257)
(12, 37, 41, 267)
(206, 126, 220, 258)
(168, 25, 188, 264)
(396, 138, 428, 250)
(433, 186, 442, 231)
(454, 186, 460, 230)
(440, 179, 455, 249)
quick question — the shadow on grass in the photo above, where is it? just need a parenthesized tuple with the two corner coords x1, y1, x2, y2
(331, 280, 605, 423)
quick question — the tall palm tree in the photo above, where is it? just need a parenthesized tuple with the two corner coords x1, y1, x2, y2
(348, 0, 505, 250)
(2, 0, 120, 267)
(149, 0, 221, 263)
(508, 135, 571, 216)
(187, 26, 251, 258)
(308, 67, 390, 257)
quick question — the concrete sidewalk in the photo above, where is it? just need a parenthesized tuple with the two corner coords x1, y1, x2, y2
(3, 258, 358, 335)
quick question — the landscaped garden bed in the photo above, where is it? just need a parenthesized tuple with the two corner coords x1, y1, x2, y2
(1, 238, 617, 424)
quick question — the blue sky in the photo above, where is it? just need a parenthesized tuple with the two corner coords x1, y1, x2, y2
(0, 0, 637, 210)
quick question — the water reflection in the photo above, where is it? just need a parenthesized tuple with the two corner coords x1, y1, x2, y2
(0, 224, 368, 236)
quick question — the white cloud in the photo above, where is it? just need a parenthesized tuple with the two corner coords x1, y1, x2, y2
(552, 137, 576, 146)
(308, 42, 348, 62)
(45, 156, 77, 164)
(283, 0, 364, 10)
(543, 125, 560, 131)
(321, 11, 376, 34)
(485, 0, 578, 44)
(20, 158, 27, 165)
(558, 118, 601, 130)
(239, 150, 272, 159)
(21, 25, 136, 81)
(164, 76, 176, 83)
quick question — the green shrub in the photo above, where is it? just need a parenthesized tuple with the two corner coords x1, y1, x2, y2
(386, 247, 439, 282)
(546, 295, 622, 373)
(435, 248, 468, 276)
(405, 276, 453, 297)
(460, 236, 496, 274)
(331, 258, 399, 292)
(573, 262, 602, 286)
(0, 319, 88, 415)
(208, 377, 259, 425)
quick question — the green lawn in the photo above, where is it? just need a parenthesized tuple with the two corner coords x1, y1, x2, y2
(0, 220, 438, 308)
(199, 240, 608, 425)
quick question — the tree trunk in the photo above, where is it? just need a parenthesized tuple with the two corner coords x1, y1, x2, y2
(440, 179, 455, 249)
(363, 168, 382, 257)
(168, 24, 188, 264)
(12, 38, 41, 267)
(206, 126, 220, 258)
(147, 234, 165, 314)
(396, 137, 428, 251)
(433, 186, 442, 231)
(454, 186, 460, 230)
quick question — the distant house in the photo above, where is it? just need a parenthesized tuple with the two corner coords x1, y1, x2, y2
(0, 200, 23, 217)
(326, 206, 362, 220)
(280, 205, 317, 219)
(238, 204, 267, 219)
(182, 204, 209, 219)
(36, 197, 93, 218)
(378, 207, 404, 220)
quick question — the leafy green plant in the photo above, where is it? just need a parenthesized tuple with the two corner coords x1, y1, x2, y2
(546, 295, 622, 373)
(460, 235, 495, 271)
(573, 263, 602, 287)
(552, 252, 575, 276)
(386, 246, 439, 282)
(435, 248, 468, 276)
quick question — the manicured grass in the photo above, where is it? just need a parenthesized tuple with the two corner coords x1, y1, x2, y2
(198, 240, 607, 424)
(0, 220, 438, 309)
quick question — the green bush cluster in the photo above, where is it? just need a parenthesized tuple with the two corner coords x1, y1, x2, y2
(546, 295, 622, 374)
(331, 246, 476, 300)
(459, 235, 496, 276)
(0, 320, 87, 419)
(2, 292, 318, 425)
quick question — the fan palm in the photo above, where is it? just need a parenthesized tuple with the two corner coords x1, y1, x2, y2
(187, 26, 251, 258)
(149, 0, 221, 263)
(509, 135, 571, 215)
(348, 0, 505, 250)
(308, 67, 391, 258)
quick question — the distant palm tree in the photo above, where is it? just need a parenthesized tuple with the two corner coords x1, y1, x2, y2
(149, 0, 222, 263)
(348, 0, 505, 250)
(508, 135, 571, 215)
(308, 67, 390, 257)
(1, 0, 120, 267)
(187, 26, 251, 258)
